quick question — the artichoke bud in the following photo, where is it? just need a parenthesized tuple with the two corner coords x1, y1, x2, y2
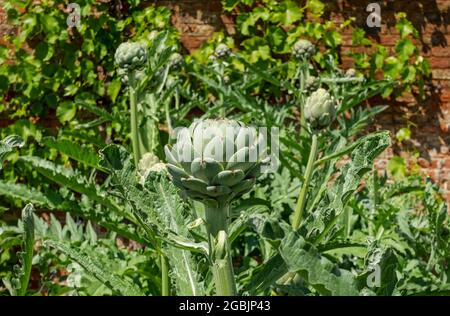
(345, 68, 357, 78)
(138, 153, 167, 185)
(305, 76, 320, 93)
(292, 39, 316, 60)
(214, 43, 231, 58)
(304, 88, 336, 131)
(169, 53, 184, 69)
(114, 42, 148, 71)
(165, 119, 268, 205)
(117, 68, 145, 85)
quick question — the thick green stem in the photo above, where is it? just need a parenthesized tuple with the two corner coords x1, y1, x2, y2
(129, 83, 141, 166)
(205, 205, 237, 296)
(161, 254, 169, 296)
(292, 133, 318, 231)
(299, 60, 308, 138)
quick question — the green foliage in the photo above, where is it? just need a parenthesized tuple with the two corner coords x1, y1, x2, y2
(205, 0, 429, 98)
(0, 0, 448, 297)
(1, 1, 176, 122)
(2, 204, 34, 296)
(0, 135, 24, 170)
(44, 239, 145, 296)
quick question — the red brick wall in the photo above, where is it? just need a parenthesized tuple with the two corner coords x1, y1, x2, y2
(158, 0, 450, 201)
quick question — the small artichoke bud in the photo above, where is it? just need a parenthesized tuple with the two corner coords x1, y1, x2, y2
(117, 68, 145, 85)
(208, 54, 217, 63)
(292, 39, 316, 59)
(345, 68, 357, 78)
(138, 153, 167, 184)
(117, 67, 129, 84)
(304, 88, 336, 131)
(169, 53, 184, 69)
(305, 76, 320, 93)
(215, 43, 231, 58)
(114, 42, 148, 71)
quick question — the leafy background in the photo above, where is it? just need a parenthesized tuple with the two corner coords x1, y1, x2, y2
(0, 0, 449, 296)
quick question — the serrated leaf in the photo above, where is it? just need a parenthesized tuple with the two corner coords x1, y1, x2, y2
(0, 135, 24, 170)
(42, 136, 100, 169)
(19, 156, 123, 217)
(149, 176, 205, 296)
(309, 131, 391, 243)
(0, 180, 144, 244)
(280, 231, 360, 296)
(245, 254, 288, 295)
(14, 204, 35, 296)
(44, 240, 145, 296)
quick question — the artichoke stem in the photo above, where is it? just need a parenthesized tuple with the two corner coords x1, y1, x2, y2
(299, 60, 309, 138)
(129, 79, 141, 167)
(205, 205, 237, 296)
(161, 254, 170, 296)
(205, 205, 229, 237)
(292, 133, 318, 231)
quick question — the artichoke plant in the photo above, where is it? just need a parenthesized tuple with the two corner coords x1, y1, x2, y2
(164, 119, 268, 295)
(114, 42, 148, 71)
(292, 39, 316, 60)
(304, 88, 336, 131)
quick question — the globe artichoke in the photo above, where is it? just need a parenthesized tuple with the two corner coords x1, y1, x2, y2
(305, 76, 320, 93)
(169, 53, 184, 69)
(292, 39, 316, 59)
(345, 68, 357, 78)
(304, 88, 336, 131)
(138, 153, 167, 185)
(164, 119, 268, 208)
(114, 42, 148, 71)
(215, 43, 231, 58)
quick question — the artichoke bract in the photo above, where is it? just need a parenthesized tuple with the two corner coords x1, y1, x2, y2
(114, 42, 148, 71)
(304, 88, 336, 131)
(165, 119, 268, 207)
(292, 39, 316, 59)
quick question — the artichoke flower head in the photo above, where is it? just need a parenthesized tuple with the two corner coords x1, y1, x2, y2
(114, 42, 148, 71)
(304, 88, 336, 131)
(305, 76, 320, 93)
(169, 53, 184, 69)
(165, 119, 269, 207)
(292, 39, 316, 60)
(215, 43, 231, 58)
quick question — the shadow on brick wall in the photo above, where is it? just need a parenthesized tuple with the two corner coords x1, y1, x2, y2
(324, 0, 449, 52)
(153, 1, 449, 161)
(322, 1, 449, 158)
